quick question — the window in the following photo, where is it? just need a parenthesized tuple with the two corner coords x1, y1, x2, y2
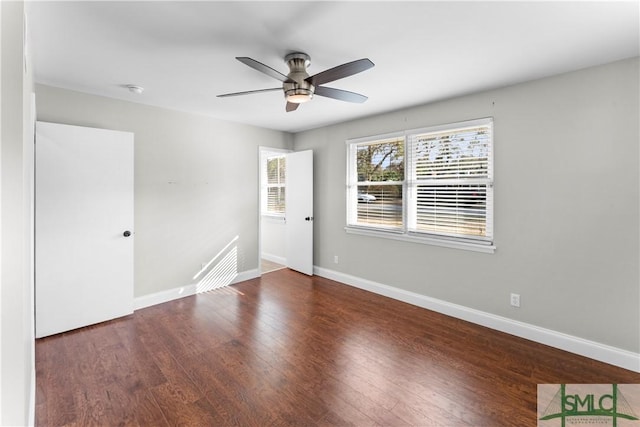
(261, 150, 287, 217)
(346, 118, 494, 252)
(348, 136, 405, 230)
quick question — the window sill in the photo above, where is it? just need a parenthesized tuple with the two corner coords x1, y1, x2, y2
(344, 226, 495, 254)
(262, 214, 286, 223)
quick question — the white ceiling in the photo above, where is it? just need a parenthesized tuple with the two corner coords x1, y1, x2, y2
(27, 1, 639, 133)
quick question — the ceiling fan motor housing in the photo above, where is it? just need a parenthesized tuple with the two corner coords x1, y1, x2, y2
(284, 53, 315, 102)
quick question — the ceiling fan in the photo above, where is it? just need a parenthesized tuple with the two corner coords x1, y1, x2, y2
(217, 53, 374, 112)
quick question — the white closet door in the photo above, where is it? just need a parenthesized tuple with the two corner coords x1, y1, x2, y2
(35, 122, 134, 338)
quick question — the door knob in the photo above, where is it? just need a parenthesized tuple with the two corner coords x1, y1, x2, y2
(123, 230, 132, 237)
(305, 217, 314, 221)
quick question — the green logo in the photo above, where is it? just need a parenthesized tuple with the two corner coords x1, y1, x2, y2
(539, 384, 639, 427)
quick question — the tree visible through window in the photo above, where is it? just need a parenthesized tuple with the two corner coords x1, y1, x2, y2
(353, 137, 404, 229)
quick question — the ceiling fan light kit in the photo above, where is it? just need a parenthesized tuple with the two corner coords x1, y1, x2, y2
(218, 52, 374, 112)
(285, 89, 314, 104)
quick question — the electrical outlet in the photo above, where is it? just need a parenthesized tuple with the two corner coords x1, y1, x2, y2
(334, 255, 339, 264)
(510, 293, 521, 308)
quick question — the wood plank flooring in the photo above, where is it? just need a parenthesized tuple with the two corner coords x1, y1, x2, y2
(261, 259, 286, 274)
(36, 269, 639, 426)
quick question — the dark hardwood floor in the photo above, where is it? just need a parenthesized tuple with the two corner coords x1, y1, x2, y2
(36, 269, 638, 426)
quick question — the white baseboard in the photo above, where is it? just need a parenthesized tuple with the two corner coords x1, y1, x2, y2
(134, 268, 259, 310)
(261, 253, 286, 265)
(314, 266, 640, 373)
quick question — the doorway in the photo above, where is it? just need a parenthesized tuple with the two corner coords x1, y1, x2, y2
(259, 147, 290, 274)
(258, 147, 314, 275)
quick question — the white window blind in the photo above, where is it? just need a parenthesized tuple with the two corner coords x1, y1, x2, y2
(260, 149, 288, 217)
(407, 119, 493, 242)
(266, 155, 286, 215)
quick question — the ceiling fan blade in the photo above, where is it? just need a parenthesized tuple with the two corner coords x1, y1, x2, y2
(286, 102, 299, 112)
(236, 57, 291, 83)
(314, 86, 368, 103)
(217, 88, 281, 98)
(307, 58, 374, 86)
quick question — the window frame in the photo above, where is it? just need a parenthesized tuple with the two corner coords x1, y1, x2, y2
(346, 132, 406, 232)
(345, 118, 495, 254)
(260, 147, 290, 220)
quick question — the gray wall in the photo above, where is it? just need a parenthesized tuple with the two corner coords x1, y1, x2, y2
(34, 58, 639, 355)
(1, 1, 36, 425)
(35, 85, 292, 297)
(293, 57, 639, 353)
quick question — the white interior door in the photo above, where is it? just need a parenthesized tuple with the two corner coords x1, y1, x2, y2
(285, 150, 313, 275)
(35, 121, 134, 338)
